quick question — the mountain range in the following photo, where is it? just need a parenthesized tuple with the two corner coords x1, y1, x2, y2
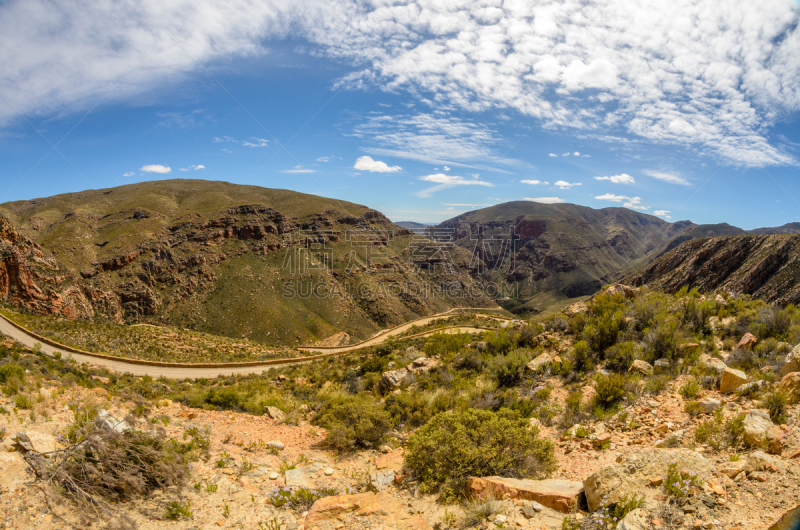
(2, 179, 799, 346)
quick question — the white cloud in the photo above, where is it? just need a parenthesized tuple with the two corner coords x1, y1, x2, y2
(316, 156, 330, 162)
(654, 210, 672, 219)
(525, 197, 564, 204)
(122, 171, 135, 177)
(140, 164, 171, 174)
(643, 170, 690, 186)
(3, 1, 799, 167)
(548, 153, 557, 157)
(594, 174, 635, 184)
(242, 137, 269, 148)
(595, 193, 648, 210)
(521, 179, 544, 185)
(281, 165, 315, 174)
(417, 173, 493, 197)
(213, 136, 237, 143)
(353, 155, 401, 173)
(573, 152, 580, 157)
(179, 164, 205, 172)
(443, 166, 450, 171)
(554, 180, 581, 189)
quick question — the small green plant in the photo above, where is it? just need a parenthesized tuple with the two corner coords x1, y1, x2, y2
(222, 503, 230, 518)
(460, 496, 506, 528)
(240, 457, 256, 474)
(764, 390, 788, 424)
(664, 462, 703, 498)
(216, 451, 232, 468)
(573, 425, 590, 438)
(164, 499, 192, 520)
(258, 521, 281, 530)
(729, 453, 740, 462)
(679, 379, 700, 399)
(684, 401, 703, 417)
(561, 516, 581, 530)
(597, 494, 644, 527)
(644, 375, 668, 395)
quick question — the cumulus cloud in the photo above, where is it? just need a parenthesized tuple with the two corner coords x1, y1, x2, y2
(242, 137, 269, 148)
(548, 153, 557, 157)
(643, 170, 690, 186)
(521, 179, 549, 185)
(417, 173, 492, 197)
(554, 180, 581, 189)
(595, 193, 648, 210)
(316, 156, 331, 162)
(654, 209, 672, 219)
(594, 174, 635, 184)
(122, 171, 135, 177)
(525, 197, 564, 204)
(353, 155, 401, 173)
(140, 164, 171, 174)
(179, 164, 205, 171)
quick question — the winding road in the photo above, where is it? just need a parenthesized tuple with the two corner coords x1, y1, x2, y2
(0, 309, 511, 379)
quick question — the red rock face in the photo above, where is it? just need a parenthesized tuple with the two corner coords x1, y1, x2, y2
(514, 218, 547, 241)
(0, 216, 94, 319)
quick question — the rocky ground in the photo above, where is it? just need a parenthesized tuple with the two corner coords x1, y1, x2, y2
(1, 362, 798, 530)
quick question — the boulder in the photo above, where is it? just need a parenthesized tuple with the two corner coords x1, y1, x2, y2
(628, 360, 654, 376)
(617, 508, 649, 530)
(697, 397, 721, 414)
(304, 491, 432, 530)
(780, 345, 800, 377)
(563, 301, 588, 317)
(406, 357, 439, 373)
(285, 465, 321, 488)
(720, 367, 748, 393)
(368, 469, 396, 491)
(582, 448, 712, 512)
(780, 372, 800, 401)
(743, 410, 776, 448)
(376, 368, 410, 394)
(11, 433, 35, 453)
(653, 359, 670, 370)
(94, 410, 133, 433)
(605, 284, 636, 298)
(265, 407, 286, 422)
(699, 354, 727, 375)
(769, 504, 800, 530)
(266, 440, 285, 451)
(736, 333, 758, 351)
(526, 352, 554, 373)
(466, 477, 585, 514)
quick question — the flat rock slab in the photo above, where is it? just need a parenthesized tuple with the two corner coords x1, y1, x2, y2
(304, 491, 432, 530)
(467, 476, 584, 514)
(769, 504, 800, 530)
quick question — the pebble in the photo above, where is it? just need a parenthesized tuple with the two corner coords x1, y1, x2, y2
(269, 472, 280, 480)
(324, 468, 334, 476)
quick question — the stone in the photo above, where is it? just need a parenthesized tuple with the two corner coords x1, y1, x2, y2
(629, 360, 654, 376)
(699, 354, 727, 375)
(563, 301, 588, 317)
(11, 433, 35, 453)
(374, 449, 404, 472)
(743, 451, 784, 473)
(493, 514, 507, 524)
(39, 388, 52, 399)
(720, 367, 748, 393)
(324, 468, 334, 476)
(265, 407, 286, 422)
(285, 466, 318, 488)
(266, 440, 285, 451)
(368, 469, 396, 491)
(654, 359, 671, 369)
(466, 477, 584, 514)
(780, 372, 800, 401)
(304, 491, 432, 530)
(376, 368, 410, 394)
(526, 352, 553, 373)
(769, 504, 800, 530)
(737, 380, 765, 395)
(779, 345, 800, 377)
(406, 357, 439, 373)
(736, 333, 758, 351)
(269, 472, 280, 480)
(94, 410, 133, 433)
(583, 448, 712, 512)
(697, 397, 721, 414)
(742, 410, 775, 448)
(617, 508, 649, 530)
(605, 284, 636, 298)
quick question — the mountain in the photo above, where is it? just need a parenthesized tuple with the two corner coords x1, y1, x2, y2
(0, 180, 494, 346)
(749, 222, 800, 235)
(625, 234, 800, 305)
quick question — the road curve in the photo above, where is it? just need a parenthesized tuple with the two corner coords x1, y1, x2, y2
(0, 310, 507, 379)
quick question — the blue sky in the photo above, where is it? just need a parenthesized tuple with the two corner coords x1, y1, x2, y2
(1, 1, 799, 229)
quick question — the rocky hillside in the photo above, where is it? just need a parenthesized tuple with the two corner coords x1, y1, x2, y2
(0, 180, 494, 346)
(434, 202, 734, 314)
(626, 234, 800, 305)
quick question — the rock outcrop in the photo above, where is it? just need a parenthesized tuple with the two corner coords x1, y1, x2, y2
(304, 491, 432, 530)
(466, 476, 585, 514)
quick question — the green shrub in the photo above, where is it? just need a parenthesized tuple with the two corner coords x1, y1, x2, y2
(679, 379, 700, 399)
(164, 500, 192, 520)
(562, 390, 583, 427)
(684, 401, 703, 417)
(644, 375, 668, 395)
(571, 340, 597, 374)
(313, 393, 391, 450)
(642, 321, 683, 363)
(0, 364, 24, 384)
(405, 408, 556, 501)
(490, 349, 530, 388)
(605, 342, 636, 373)
(594, 374, 628, 410)
(765, 390, 788, 424)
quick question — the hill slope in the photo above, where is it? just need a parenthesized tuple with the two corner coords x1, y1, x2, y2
(625, 234, 800, 305)
(0, 180, 494, 346)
